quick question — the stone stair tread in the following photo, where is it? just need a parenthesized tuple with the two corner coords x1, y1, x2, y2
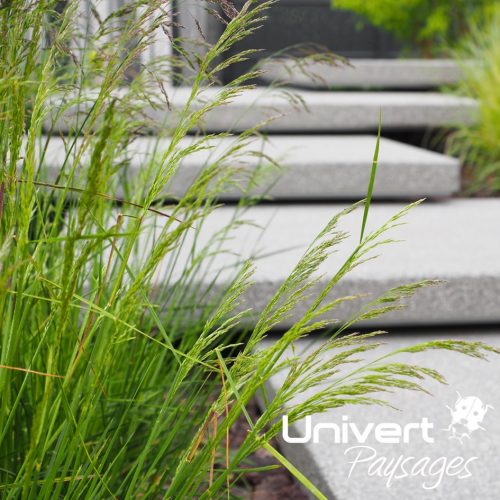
(260, 58, 464, 89)
(259, 329, 500, 499)
(149, 199, 500, 327)
(130, 87, 480, 132)
(41, 134, 460, 199)
(46, 87, 478, 133)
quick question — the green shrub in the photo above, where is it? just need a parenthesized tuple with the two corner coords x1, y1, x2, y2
(448, 8, 500, 192)
(332, 0, 495, 55)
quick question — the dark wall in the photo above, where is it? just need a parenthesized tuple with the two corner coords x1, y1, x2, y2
(221, 0, 404, 83)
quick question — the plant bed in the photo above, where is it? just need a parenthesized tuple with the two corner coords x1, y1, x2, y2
(229, 399, 309, 499)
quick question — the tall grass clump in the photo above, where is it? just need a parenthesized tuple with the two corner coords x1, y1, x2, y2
(0, 1, 497, 498)
(448, 7, 500, 193)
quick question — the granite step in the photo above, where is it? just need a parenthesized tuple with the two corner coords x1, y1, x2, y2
(148, 199, 500, 327)
(260, 58, 464, 90)
(260, 328, 500, 499)
(41, 135, 460, 200)
(45, 87, 478, 134)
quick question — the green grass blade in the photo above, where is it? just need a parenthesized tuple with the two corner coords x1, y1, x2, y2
(262, 443, 327, 500)
(360, 111, 382, 243)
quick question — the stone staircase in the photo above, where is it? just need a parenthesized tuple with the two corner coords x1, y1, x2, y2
(241, 62, 498, 499)
(43, 60, 500, 498)
(40, 1, 500, 497)
(172, 62, 497, 498)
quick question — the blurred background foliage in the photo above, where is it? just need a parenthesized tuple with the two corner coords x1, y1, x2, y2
(332, 0, 496, 56)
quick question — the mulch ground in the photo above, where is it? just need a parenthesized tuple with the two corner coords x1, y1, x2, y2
(229, 400, 309, 500)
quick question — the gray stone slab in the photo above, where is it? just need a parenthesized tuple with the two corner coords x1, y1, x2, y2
(260, 58, 464, 89)
(45, 87, 478, 133)
(260, 329, 500, 499)
(41, 135, 460, 199)
(149, 200, 500, 327)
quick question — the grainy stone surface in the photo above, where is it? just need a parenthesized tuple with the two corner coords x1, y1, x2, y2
(149, 200, 500, 327)
(260, 58, 465, 89)
(41, 135, 460, 199)
(45, 87, 479, 133)
(260, 329, 500, 499)
(136, 87, 480, 131)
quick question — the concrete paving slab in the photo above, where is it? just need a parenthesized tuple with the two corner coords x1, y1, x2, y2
(45, 86, 478, 133)
(260, 58, 464, 89)
(149, 200, 500, 327)
(260, 329, 500, 499)
(41, 135, 460, 199)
